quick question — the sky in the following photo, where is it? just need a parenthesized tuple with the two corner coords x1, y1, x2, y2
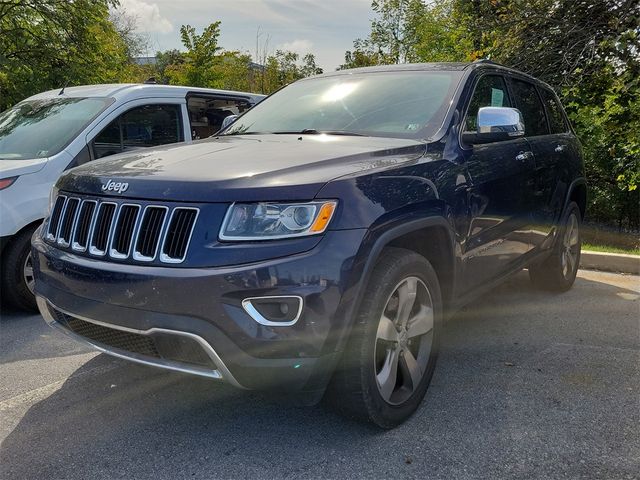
(117, 0, 374, 71)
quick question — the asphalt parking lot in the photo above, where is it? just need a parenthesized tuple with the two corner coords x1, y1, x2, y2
(1, 270, 638, 480)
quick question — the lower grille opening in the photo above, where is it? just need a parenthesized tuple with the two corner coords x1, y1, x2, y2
(51, 309, 215, 369)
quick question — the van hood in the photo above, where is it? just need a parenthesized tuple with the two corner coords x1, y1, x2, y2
(0, 157, 48, 178)
(57, 134, 426, 202)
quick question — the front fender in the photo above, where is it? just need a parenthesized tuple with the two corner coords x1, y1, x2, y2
(327, 213, 455, 357)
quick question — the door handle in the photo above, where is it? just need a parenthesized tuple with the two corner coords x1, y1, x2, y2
(515, 151, 533, 162)
(555, 144, 566, 153)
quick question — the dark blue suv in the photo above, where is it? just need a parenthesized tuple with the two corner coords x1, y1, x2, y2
(32, 62, 586, 428)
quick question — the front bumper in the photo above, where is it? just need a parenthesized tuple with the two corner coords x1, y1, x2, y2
(32, 228, 367, 392)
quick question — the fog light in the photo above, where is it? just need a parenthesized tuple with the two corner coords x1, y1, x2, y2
(241, 296, 303, 326)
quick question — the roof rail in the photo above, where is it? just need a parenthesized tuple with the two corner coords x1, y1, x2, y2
(473, 59, 496, 64)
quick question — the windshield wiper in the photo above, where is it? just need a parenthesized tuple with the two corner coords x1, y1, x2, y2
(222, 131, 268, 136)
(272, 129, 367, 136)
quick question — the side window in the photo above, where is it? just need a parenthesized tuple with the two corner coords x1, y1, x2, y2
(464, 75, 511, 132)
(187, 95, 252, 140)
(510, 79, 549, 136)
(92, 104, 182, 160)
(540, 88, 568, 134)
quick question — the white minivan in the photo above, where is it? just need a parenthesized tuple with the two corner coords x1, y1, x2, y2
(0, 83, 265, 311)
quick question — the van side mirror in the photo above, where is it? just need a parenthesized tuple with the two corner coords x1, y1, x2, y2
(462, 107, 525, 145)
(220, 114, 239, 132)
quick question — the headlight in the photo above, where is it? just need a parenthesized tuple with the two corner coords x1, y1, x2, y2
(219, 200, 338, 240)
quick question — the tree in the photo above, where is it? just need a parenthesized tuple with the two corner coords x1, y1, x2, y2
(0, 0, 133, 110)
(178, 23, 223, 87)
(260, 50, 323, 94)
(340, 0, 467, 69)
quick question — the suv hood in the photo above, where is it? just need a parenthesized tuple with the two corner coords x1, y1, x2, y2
(57, 134, 426, 202)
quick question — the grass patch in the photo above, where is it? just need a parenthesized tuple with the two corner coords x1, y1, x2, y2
(583, 243, 640, 256)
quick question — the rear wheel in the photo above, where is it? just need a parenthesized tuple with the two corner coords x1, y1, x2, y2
(327, 247, 442, 428)
(529, 201, 582, 292)
(1, 224, 39, 312)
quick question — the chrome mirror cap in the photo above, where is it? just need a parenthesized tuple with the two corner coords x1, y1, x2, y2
(477, 106, 525, 136)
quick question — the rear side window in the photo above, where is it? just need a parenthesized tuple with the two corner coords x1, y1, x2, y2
(464, 75, 512, 132)
(540, 89, 568, 134)
(93, 104, 183, 160)
(510, 79, 549, 136)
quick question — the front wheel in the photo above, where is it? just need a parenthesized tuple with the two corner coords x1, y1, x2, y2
(529, 201, 582, 292)
(326, 247, 442, 428)
(1, 224, 39, 312)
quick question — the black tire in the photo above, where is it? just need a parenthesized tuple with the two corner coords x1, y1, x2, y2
(1, 224, 39, 312)
(326, 247, 442, 428)
(529, 201, 582, 292)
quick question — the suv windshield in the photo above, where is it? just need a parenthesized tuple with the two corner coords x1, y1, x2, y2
(0, 97, 113, 160)
(224, 70, 463, 139)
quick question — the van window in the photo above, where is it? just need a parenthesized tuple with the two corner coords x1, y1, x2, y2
(540, 89, 568, 134)
(0, 97, 112, 160)
(464, 75, 512, 132)
(187, 96, 252, 140)
(93, 104, 183, 159)
(510, 79, 549, 136)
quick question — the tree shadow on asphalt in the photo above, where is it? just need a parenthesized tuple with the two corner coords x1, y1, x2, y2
(1, 271, 638, 479)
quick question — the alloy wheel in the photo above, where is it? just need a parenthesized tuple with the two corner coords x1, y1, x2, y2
(374, 276, 434, 405)
(23, 252, 35, 295)
(561, 213, 580, 279)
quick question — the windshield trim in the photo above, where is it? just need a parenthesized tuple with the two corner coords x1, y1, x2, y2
(0, 96, 115, 161)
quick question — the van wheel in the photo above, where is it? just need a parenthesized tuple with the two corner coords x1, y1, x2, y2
(1, 225, 39, 312)
(326, 247, 442, 428)
(529, 201, 582, 292)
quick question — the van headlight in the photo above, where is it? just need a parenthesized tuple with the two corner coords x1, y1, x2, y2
(219, 201, 337, 240)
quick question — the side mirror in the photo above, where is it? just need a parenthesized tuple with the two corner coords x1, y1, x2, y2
(462, 107, 525, 145)
(220, 114, 239, 132)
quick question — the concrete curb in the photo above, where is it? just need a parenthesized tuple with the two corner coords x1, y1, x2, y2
(580, 250, 640, 275)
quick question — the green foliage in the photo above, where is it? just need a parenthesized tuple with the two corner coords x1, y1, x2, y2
(0, 0, 134, 110)
(150, 24, 322, 94)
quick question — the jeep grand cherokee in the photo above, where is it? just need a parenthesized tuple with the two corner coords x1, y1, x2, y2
(32, 61, 586, 428)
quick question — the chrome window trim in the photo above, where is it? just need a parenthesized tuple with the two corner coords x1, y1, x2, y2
(71, 200, 97, 252)
(108, 203, 141, 259)
(88, 201, 117, 256)
(131, 205, 169, 262)
(159, 207, 200, 264)
(241, 295, 304, 327)
(36, 297, 245, 389)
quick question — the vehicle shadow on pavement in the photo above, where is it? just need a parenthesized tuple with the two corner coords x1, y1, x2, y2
(1, 271, 638, 479)
(0, 305, 93, 363)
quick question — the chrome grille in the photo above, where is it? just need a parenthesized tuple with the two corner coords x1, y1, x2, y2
(110, 204, 140, 258)
(89, 202, 116, 255)
(72, 200, 96, 251)
(46, 195, 66, 240)
(57, 197, 80, 247)
(45, 194, 199, 264)
(160, 208, 198, 263)
(133, 206, 168, 261)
